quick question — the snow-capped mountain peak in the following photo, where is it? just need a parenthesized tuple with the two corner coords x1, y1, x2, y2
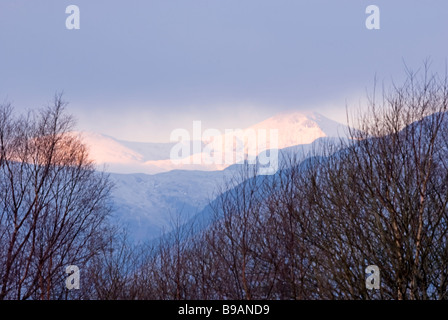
(246, 110, 345, 149)
(76, 110, 348, 175)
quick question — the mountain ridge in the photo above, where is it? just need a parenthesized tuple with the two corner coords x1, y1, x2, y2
(75, 110, 349, 175)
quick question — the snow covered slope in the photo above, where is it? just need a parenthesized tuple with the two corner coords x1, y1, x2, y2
(108, 169, 235, 241)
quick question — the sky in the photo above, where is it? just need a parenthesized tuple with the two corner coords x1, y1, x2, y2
(0, 0, 447, 142)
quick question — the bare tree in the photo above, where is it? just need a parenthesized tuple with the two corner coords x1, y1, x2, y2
(307, 65, 448, 299)
(0, 95, 113, 300)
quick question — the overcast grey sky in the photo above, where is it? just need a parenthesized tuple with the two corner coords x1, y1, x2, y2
(0, 1, 447, 142)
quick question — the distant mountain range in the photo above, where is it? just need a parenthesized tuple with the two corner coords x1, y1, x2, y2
(75, 111, 348, 175)
(75, 111, 350, 242)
